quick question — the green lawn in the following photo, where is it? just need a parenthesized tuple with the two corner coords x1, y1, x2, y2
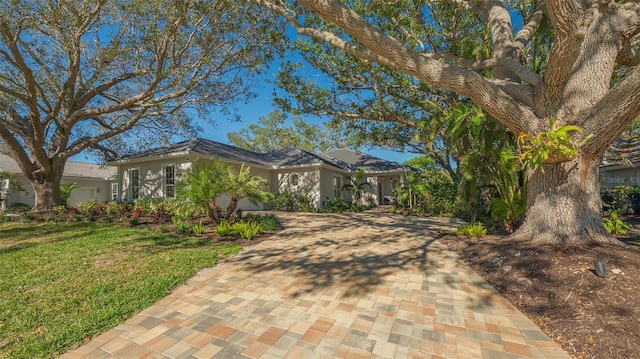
(0, 221, 241, 359)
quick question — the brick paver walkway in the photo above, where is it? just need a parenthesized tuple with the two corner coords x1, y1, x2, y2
(62, 211, 569, 358)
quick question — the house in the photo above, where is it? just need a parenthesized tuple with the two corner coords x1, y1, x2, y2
(108, 138, 410, 210)
(0, 154, 116, 210)
(600, 138, 640, 188)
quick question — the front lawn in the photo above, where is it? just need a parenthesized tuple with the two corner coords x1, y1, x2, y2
(0, 222, 242, 359)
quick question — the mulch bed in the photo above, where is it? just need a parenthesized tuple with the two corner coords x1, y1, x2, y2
(439, 230, 640, 359)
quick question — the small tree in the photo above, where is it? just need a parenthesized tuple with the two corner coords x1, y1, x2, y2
(60, 183, 79, 208)
(341, 169, 371, 205)
(223, 164, 271, 220)
(174, 160, 270, 223)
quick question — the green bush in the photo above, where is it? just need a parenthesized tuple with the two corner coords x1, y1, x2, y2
(457, 222, 487, 238)
(53, 205, 67, 214)
(173, 221, 191, 234)
(603, 211, 632, 235)
(270, 190, 314, 211)
(6, 202, 31, 213)
(106, 201, 127, 216)
(77, 199, 98, 215)
(245, 213, 279, 231)
(215, 220, 233, 236)
(192, 220, 205, 236)
(232, 221, 262, 240)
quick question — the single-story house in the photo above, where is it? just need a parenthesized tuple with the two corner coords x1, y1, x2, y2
(108, 138, 411, 210)
(0, 138, 410, 211)
(600, 138, 640, 188)
(0, 154, 116, 210)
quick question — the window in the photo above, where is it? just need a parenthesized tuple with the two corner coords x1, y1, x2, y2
(130, 169, 140, 200)
(291, 174, 299, 187)
(164, 165, 175, 198)
(333, 176, 342, 198)
(111, 183, 118, 201)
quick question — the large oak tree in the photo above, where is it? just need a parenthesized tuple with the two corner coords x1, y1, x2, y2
(0, 0, 280, 211)
(257, 0, 640, 243)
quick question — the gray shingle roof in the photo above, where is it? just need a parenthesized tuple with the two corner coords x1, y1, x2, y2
(324, 148, 411, 173)
(0, 154, 115, 179)
(113, 138, 408, 174)
(602, 138, 640, 167)
(266, 148, 345, 169)
(115, 138, 272, 167)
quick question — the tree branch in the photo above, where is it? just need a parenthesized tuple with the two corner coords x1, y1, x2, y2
(258, 0, 539, 135)
(580, 65, 640, 155)
(514, 2, 546, 52)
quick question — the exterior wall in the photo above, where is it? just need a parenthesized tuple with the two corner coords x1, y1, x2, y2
(117, 156, 191, 202)
(63, 178, 111, 205)
(319, 168, 346, 207)
(600, 166, 640, 189)
(1, 175, 112, 210)
(275, 169, 322, 208)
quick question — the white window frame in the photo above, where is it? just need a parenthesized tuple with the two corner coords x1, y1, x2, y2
(164, 164, 176, 198)
(129, 168, 140, 200)
(111, 182, 118, 201)
(333, 175, 342, 198)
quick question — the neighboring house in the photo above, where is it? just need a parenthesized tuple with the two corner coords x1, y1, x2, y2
(108, 138, 411, 210)
(0, 154, 116, 210)
(600, 138, 640, 188)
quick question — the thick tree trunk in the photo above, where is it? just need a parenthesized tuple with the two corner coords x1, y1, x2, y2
(31, 166, 63, 213)
(515, 156, 620, 244)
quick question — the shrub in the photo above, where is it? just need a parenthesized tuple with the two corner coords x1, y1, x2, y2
(232, 221, 262, 240)
(53, 205, 67, 215)
(270, 190, 314, 212)
(192, 220, 205, 236)
(48, 215, 64, 223)
(457, 222, 487, 238)
(106, 201, 127, 216)
(322, 197, 353, 213)
(215, 220, 233, 236)
(77, 199, 98, 215)
(246, 213, 279, 231)
(603, 211, 632, 235)
(174, 221, 191, 234)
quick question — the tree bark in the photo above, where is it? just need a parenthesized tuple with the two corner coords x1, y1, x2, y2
(30, 165, 63, 213)
(515, 155, 619, 244)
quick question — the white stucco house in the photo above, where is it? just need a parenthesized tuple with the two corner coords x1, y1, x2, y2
(108, 138, 411, 210)
(0, 154, 116, 210)
(0, 138, 410, 211)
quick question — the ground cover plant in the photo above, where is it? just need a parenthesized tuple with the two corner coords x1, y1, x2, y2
(0, 222, 242, 359)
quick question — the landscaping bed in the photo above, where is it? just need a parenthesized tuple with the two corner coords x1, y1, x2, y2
(439, 232, 640, 359)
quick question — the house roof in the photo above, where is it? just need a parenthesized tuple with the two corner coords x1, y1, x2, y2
(266, 148, 346, 170)
(112, 138, 409, 174)
(602, 138, 640, 167)
(0, 154, 115, 180)
(114, 138, 272, 167)
(324, 148, 411, 173)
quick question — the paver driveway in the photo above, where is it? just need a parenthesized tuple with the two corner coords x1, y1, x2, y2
(63, 211, 569, 359)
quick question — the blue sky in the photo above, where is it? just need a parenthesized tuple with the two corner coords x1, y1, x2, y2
(200, 78, 419, 165)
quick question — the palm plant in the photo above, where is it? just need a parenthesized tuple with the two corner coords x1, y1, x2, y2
(223, 164, 271, 220)
(174, 160, 228, 223)
(341, 169, 371, 205)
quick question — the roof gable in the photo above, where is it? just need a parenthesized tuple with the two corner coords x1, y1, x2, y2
(324, 148, 410, 173)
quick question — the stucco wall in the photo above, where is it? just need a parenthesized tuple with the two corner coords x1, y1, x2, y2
(1, 175, 111, 210)
(276, 169, 322, 208)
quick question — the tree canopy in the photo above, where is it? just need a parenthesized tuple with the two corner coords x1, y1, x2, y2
(0, 0, 281, 211)
(256, 0, 640, 243)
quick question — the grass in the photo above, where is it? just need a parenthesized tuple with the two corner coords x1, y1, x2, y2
(0, 222, 242, 359)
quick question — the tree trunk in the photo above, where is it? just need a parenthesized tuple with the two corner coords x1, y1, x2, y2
(515, 155, 620, 244)
(31, 167, 63, 213)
